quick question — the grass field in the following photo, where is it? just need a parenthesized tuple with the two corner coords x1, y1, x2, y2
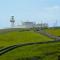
(0, 28, 59, 60)
(0, 42, 60, 60)
(0, 30, 52, 47)
(44, 28, 60, 36)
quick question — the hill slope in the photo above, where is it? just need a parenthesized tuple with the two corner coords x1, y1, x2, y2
(0, 29, 56, 60)
(0, 30, 52, 47)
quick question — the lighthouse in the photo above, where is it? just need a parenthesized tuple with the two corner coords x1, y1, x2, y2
(10, 16, 15, 27)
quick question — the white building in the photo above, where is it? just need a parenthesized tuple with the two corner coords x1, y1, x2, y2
(21, 22, 35, 28)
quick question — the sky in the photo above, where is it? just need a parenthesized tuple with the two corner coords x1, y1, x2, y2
(0, 0, 60, 28)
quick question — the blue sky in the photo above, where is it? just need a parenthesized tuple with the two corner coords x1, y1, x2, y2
(0, 0, 60, 28)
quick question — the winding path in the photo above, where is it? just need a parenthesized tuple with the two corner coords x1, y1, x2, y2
(0, 30, 60, 56)
(0, 40, 60, 56)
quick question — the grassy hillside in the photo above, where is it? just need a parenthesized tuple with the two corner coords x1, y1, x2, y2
(0, 30, 52, 47)
(44, 28, 60, 36)
(0, 28, 59, 60)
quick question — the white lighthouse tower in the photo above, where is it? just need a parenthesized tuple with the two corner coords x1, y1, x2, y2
(10, 16, 15, 27)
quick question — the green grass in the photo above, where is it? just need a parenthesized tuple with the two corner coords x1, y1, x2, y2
(44, 28, 60, 36)
(0, 30, 52, 47)
(0, 28, 59, 60)
(0, 42, 60, 60)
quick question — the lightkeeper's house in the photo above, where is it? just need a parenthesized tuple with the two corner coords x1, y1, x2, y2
(21, 22, 36, 28)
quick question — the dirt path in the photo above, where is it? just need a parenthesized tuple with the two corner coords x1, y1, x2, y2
(36, 30, 60, 40)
